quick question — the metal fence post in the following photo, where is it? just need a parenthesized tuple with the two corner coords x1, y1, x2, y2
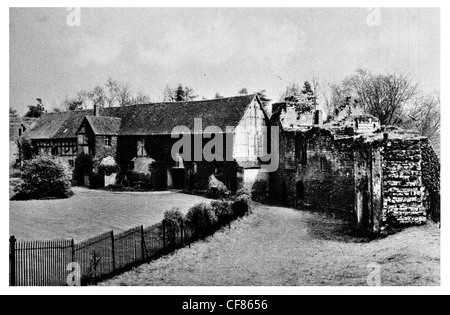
(10, 236, 16, 287)
(71, 239, 75, 264)
(111, 231, 116, 273)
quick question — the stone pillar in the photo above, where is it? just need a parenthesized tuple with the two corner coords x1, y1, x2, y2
(371, 146, 383, 233)
(354, 149, 369, 230)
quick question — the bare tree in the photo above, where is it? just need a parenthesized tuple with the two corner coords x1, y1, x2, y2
(279, 83, 301, 101)
(342, 69, 418, 125)
(404, 92, 440, 153)
(62, 97, 83, 111)
(75, 90, 89, 109)
(117, 84, 133, 107)
(163, 85, 174, 102)
(105, 78, 121, 107)
(131, 91, 151, 105)
(88, 86, 107, 109)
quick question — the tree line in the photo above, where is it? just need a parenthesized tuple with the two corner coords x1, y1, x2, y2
(19, 81, 255, 118)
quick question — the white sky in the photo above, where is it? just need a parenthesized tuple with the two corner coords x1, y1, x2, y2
(10, 7, 440, 114)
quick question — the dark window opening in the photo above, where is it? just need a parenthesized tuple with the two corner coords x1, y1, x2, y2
(68, 160, 75, 168)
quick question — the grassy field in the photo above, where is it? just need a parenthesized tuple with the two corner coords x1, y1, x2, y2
(9, 187, 209, 242)
(100, 205, 440, 287)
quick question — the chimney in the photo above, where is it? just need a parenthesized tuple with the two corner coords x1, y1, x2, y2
(314, 110, 323, 126)
(94, 104, 100, 117)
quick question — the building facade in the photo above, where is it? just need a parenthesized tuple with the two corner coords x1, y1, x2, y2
(270, 97, 440, 233)
(27, 95, 270, 193)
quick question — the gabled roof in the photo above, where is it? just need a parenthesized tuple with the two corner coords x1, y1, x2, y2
(27, 110, 88, 140)
(81, 116, 122, 135)
(28, 94, 265, 139)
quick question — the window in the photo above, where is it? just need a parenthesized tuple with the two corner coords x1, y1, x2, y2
(68, 160, 75, 168)
(36, 141, 53, 156)
(52, 141, 77, 157)
(98, 136, 112, 147)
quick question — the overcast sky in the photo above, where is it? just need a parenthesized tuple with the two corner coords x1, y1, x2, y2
(10, 7, 440, 114)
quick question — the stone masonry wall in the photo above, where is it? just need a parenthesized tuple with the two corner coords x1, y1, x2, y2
(381, 139, 427, 226)
(420, 139, 440, 222)
(298, 131, 355, 215)
(270, 129, 355, 217)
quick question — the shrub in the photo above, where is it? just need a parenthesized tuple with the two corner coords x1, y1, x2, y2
(98, 156, 121, 176)
(236, 187, 252, 199)
(17, 135, 34, 161)
(12, 157, 73, 200)
(211, 201, 234, 226)
(90, 171, 105, 189)
(98, 164, 121, 176)
(251, 179, 268, 202)
(73, 153, 93, 185)
(186, 203, 218, 239)
(207, 174, 230, 199)
(232, 195, 252, 218)
(126, 171, 152, 189)
(163, 208, 185, 246)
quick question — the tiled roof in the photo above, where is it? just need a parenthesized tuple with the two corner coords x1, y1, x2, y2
(84, 116, 122, 135)
(28, 94, 264, 139)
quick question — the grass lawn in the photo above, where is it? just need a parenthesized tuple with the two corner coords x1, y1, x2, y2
(100, 205, 440, 287)
(9, 187, 210, 242)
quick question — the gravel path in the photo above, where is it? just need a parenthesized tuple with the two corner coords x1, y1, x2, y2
(100, 205, 440, 286)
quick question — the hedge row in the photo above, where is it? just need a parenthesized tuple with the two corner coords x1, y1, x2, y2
(163, 192, 252, 241)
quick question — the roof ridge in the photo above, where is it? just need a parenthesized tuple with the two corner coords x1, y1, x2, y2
(125, 94, 257, 108)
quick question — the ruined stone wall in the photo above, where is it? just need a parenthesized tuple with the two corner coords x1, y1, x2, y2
(381, 139, 427, 226)
(271, 129, 355, 216)
(299, 131, 355, 214)
(420, 139, 440, 222)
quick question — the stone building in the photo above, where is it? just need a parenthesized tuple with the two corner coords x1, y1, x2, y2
(9, 114, 37, 166)
(27, 94, 270, 192)
(269, 97, 440, 233)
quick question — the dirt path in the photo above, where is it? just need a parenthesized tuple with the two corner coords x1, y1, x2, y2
(100, 205, 440, 286)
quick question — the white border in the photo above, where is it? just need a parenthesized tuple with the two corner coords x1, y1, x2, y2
(1, 1, 447, 296)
